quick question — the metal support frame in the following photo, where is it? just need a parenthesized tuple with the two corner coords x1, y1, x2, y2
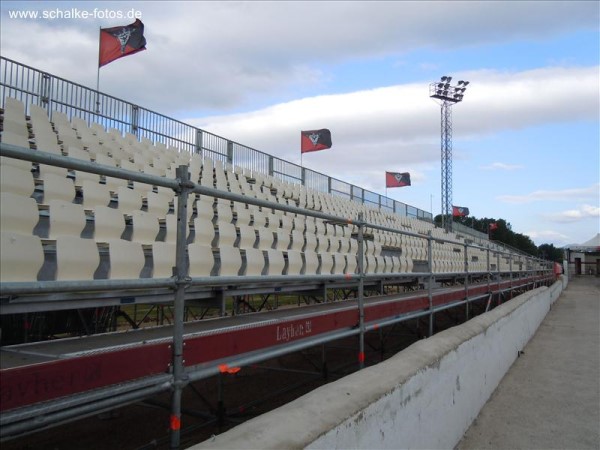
(429, 76, 469, 232)
(427, 231, 434, 336)
(440, 101, 453, 232)
(464, 242, 469, 320)
(0, 142, 556, 444)
(357, 213, 365, 369)
(170, 165, 191, 449)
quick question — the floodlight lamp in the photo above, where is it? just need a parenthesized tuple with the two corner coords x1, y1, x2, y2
(437, 83, 445, 89)
(444, 83, 451, 89)
(442, 90, 448, 96)
(437, 90, 443, 95)
(460, 81, 470, 86)
(446, 76, 452, 83)
(441, 76, 448, 82)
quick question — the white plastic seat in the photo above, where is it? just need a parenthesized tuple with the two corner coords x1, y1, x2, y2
(42, 173, 75, 204)
(244, 248, 264, 276)
(3, 122, 29, 140)
(38, 163, 68, 179)
(106, 239, 145, 279)
(280, 215, 293, 231)
(0, 192, 39, 235)
(233, 203, 252, 225)
(193, 217, 215, 246)
(252, 210, 267, 228)
(285, 250, 304, 275)
(216, 221, 237, 247)
(0, 153, 32, 172)
(219, 246, 242, 276)
(82, 180, 112, 209)
(266, 213, 280, 230)
(237, 225, 257, 249)
(257, 228, 275, 250)
(55, 236, 100, 280)
(116, 186, 142, 211)
(4, 97, 26, 117)
(345, 254, 358, 274)
(95, 153, 117, 167)
(216, 201, 233, 223)
(266, 249, 285, 275)
(105, 173, 129, 191)
(304, 251, 319, 275)
(152, 242, 176, 278)
(146, 190, 172, 217)
(73, 169, 101, 187)
(289, 230, 305, 251)
(365, 255, 378, 273)
(188, 243, 214, 277)
(0, 232, 44, 282)
(274, 229, 291, 251)
(93, 206, 125, 241)
(304, 233, 319, 253)
(35, 131, 63, 154)
(320, 253, 334, 275)
(130, 210, 159, 244)
(1, 130, 30, 148)
(48, 200, 86, 239)
(0, 165, 34, 196)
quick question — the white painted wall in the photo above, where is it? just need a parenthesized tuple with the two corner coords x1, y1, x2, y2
(189, 277, 566, 450)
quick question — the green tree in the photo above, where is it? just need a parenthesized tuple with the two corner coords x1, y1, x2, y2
(538, 243, 565, 262)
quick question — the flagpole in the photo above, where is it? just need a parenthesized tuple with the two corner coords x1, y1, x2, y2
(96, 26, 101, 114)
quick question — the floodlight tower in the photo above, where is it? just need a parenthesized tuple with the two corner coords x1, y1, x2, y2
(429, 76, 469, 232)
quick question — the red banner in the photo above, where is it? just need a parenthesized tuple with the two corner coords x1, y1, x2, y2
(99, 19, 146, 67)
(301, 129, 332, 154)
(385, 172, 411, 188)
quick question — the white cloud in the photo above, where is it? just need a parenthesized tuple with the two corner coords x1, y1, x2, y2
(545, 204, 600, 223)
(526, 230, 572, 245)
(480, 162, 524, 171)
(1, 1, 598, 114)
(497, 184, 600, 204)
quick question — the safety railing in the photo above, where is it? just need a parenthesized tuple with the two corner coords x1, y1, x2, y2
(0, 138, 553, 445)
(0, 56, 435, 224)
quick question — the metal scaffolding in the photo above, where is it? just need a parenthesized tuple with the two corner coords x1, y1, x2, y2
(429, 76, 470, 232)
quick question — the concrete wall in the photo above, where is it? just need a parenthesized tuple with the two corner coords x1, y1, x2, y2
(190, 277, 566, 450)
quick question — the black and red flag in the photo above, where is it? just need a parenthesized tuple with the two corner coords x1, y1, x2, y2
(301, 129, 332, 154)
(489, 222, 498, 231)
(452, 206, 470, 217)
(99, 19, 146, 67)
(385, 172, 411, 188)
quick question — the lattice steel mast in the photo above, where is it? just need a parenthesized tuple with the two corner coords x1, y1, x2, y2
(429, 76, 469, 232)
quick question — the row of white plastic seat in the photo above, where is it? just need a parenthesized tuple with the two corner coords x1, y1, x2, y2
(3, 231, 417, 283)
(4, 97, 434, 237)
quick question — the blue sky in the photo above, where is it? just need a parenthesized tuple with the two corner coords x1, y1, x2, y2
(1, 1, 598, 247)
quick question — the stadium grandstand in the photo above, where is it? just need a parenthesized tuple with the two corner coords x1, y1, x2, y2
(0, 56, 554, 446)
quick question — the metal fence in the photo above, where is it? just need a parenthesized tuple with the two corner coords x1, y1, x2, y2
(0, 56, 435, 223)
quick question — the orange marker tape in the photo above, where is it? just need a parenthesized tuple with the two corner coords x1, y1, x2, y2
(358, 351, 365, 363)
(373, 324, 379, 331)
(218, 364, 241, 374)
(344, 273, 352, 280)
(170, 414, 181, 431)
